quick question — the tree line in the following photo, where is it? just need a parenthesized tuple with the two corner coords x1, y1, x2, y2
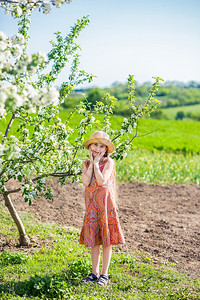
(61, 81, 200, 119)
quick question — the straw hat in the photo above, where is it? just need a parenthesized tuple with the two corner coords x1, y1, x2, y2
(83, 131, 115, 153)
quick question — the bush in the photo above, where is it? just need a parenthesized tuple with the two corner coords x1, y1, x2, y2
(176, 111, 185, 120)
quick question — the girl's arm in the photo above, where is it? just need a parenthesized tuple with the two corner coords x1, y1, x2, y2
(81, 162, 93, 186)
(94, 157, 114, 186)
(81, 149, 94, 186)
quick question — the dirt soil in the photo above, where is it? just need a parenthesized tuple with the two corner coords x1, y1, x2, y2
(1, 180, 200, 278)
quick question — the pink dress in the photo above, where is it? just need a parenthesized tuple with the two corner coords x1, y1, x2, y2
(79, 157, 125, 247)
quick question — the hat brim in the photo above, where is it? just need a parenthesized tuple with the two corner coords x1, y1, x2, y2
(83, 138, 115, 153)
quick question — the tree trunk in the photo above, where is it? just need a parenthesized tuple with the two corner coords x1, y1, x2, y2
(3, 191, 30, 246)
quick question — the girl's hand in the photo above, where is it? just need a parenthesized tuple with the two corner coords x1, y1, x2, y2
(89, 148, 94, 165)
(93, 151, 106, 164)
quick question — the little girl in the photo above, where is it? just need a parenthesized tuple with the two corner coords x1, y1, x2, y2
(79, 131, 125, 286)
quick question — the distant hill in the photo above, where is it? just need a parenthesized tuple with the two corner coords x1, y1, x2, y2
(61, 81, 200, 120)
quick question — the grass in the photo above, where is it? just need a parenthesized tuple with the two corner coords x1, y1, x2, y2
(161, 103, 200, 120)
(116, 148, 200, 185)
(0, 204, 199, 300)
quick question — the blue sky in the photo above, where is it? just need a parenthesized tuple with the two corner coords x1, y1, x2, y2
(0, 0, 199, 88)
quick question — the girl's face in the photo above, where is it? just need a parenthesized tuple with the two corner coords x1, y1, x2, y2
(90, 143, 107, 157)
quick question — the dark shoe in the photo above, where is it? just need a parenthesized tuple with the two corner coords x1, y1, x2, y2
(81, 273, 98, 284)
(97, 274, 109, 287)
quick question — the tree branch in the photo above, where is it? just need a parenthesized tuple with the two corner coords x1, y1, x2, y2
(127, 119, 139, 145)
(2, 113, 16, 145)
(111, 133, 122, 142)
(50, 171, 81, 177)
(4, 170, 81, 195)
(0, 166, 8, 177)
(136, 129, 159, 138)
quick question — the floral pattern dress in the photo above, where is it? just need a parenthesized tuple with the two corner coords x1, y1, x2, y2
(79, 157, 125, 247)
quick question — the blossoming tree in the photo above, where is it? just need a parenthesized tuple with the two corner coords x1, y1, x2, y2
(0, 0, 163, 245)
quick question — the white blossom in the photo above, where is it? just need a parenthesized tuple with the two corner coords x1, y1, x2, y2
(38, 109, 44, 116)
(8, 169, 15, 176)
(0, 40, 7, 51)
(90, 116, 95, 122)
(0, 106, 6, 117)
(43, 3, 51, 14)
(0, 144, 5, 155)
(79, 128, 85, 134)
(128, 125, 133, 132)
(59, 123, 66, 130)
(44, 138, 50, 143)
(21, 85, 60, 108)
(0, 50, 11, 64)
(50, 135, 56, 142)
(0, 0, 70, 16)
(12, 33, 25, 46)
(123, 118, 128, 123)
(40, 178, 46, 184)
(48, 86, 60, 105)
(20, 185, 25, 193)
(12, 44, 23, 58)
(54, 0, 63, 7)
(38, 52, 48, 62)
(16, 6, 23, 17)
(28, 190, 36, 197)
(5, 9, 11, 15)
(39, 86, 59, 106)
(15, 94, 24, 107)
(19, 0, 27, 4)
(8, 145, 21, 160)
(0, 85, 25, 109)
(80, 118, 87, 124)
(27, 149, 33, 154)
(26, 85, 38, 99)
(0, 31, 7, 41)
(22, 128, 29, 134)
(28, 107, 36, 113)
(78, 108, 84, 114)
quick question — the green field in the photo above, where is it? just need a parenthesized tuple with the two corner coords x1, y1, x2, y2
(1, 112, 200, 184)
(161, 103, 200, 120)
(129, 119, 200, 153)
(1, 112, 200, 154)
(59, 111, 200, 154)
(0, 205, 199, 300)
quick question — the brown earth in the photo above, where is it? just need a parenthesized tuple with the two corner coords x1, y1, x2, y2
(1, 180, 200, 278)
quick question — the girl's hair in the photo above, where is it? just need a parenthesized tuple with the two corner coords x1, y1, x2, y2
(113, 163, 119, 209)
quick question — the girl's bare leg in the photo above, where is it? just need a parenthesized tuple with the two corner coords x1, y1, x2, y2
(101, 245, 112, 276)
(91, 245, 101, 276)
